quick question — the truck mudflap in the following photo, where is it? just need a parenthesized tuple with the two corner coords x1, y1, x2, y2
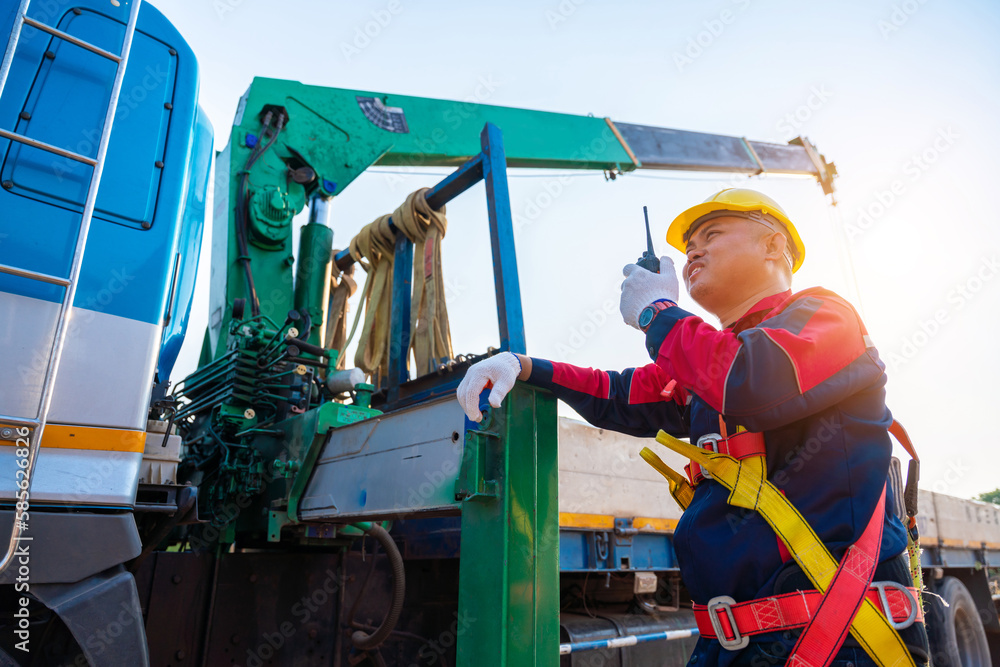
(0, 510, 141, 585)
(32, 565, 149, 667)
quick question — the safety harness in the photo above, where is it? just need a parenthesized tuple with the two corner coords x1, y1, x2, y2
(641, 421, 922, 667)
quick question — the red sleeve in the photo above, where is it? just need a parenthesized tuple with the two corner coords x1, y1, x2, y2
(643, 290, 883, 430)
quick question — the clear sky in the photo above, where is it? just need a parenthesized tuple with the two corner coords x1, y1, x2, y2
(156, 0, 1000, 500)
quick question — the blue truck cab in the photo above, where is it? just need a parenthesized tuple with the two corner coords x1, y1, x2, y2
(0, 1, 210, 663)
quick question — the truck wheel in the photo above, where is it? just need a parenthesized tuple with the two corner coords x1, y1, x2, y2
(926, 576, 991, 667)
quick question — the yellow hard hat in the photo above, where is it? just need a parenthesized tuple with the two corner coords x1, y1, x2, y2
(666, 188, 805, 273)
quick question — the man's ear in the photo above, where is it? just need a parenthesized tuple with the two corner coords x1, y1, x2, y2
(763, 231, 787, 262)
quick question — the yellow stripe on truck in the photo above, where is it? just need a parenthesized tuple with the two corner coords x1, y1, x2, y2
(559, 513, 615, 530)
(0, 424, 145, 452)
(559, 513, 678, 533)
(633, 517, 679, 532)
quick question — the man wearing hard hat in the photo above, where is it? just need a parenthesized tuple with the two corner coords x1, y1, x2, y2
(457, 189, 929, 666)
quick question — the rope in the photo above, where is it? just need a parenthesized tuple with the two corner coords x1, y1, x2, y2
(325, 251, 358, 370)
(351, 214, 396, 379)
(346, 188, 454, 380)
(391, 188, 454, 376)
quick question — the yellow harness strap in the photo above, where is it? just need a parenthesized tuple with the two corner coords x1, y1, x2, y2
(641, 431, 916, 667)
(639, 448, 694, 510)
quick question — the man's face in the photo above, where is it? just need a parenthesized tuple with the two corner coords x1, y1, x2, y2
(683, 216, 770, 310)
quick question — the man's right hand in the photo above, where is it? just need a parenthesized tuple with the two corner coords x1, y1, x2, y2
(620, 256, 679, 329)
(456, 352, 523, 422)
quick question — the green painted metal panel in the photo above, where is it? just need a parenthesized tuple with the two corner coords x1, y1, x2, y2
(456, 384, 559, 666)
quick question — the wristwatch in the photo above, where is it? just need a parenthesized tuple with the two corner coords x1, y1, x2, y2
(638, 299, 674, 332)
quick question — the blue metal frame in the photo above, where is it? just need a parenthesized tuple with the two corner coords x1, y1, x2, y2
(559, 518, 679, 572)
(479, 122, 526, 355)
(387, 229, 414, 404)
(382, 122, 526, 401)
(384, 515, 682, 573)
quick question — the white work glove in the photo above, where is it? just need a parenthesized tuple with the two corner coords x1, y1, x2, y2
(456, 352, 522, 422)
(619, 256, 679, 330)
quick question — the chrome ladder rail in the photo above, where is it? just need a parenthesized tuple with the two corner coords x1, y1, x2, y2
(0, 0, 143, 577)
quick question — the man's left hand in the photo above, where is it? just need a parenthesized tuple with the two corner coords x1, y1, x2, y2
(620, 256, 678, 329)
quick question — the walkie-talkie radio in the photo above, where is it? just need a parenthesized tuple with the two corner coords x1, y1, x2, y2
(637, 206, 659, 273)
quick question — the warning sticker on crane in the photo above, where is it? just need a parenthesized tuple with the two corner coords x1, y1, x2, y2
(356, 96, 409, 133)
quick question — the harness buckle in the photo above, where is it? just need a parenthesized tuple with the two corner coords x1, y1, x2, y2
(871, 581, 917, 630)
(696, 433, 722, 480)
(706, 595, 749, 650)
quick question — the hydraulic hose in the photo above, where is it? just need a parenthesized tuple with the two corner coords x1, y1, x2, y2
(284, 336, 327, 358)
(350, 524, 405, 651)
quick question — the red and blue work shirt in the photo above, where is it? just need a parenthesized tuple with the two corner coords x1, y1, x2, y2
(527, 288, 911, 664)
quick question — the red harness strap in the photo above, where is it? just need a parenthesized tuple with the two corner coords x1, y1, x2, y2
(782, 485, 887, 665)
(695, 581, 922, 642)
(685, 430, 766, 486)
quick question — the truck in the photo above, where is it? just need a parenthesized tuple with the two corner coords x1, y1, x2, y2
(0, 1, 995, 665)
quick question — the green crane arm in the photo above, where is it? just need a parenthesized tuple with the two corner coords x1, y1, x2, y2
(205, 77, 836, 360)
(230, 77, 836, 190)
